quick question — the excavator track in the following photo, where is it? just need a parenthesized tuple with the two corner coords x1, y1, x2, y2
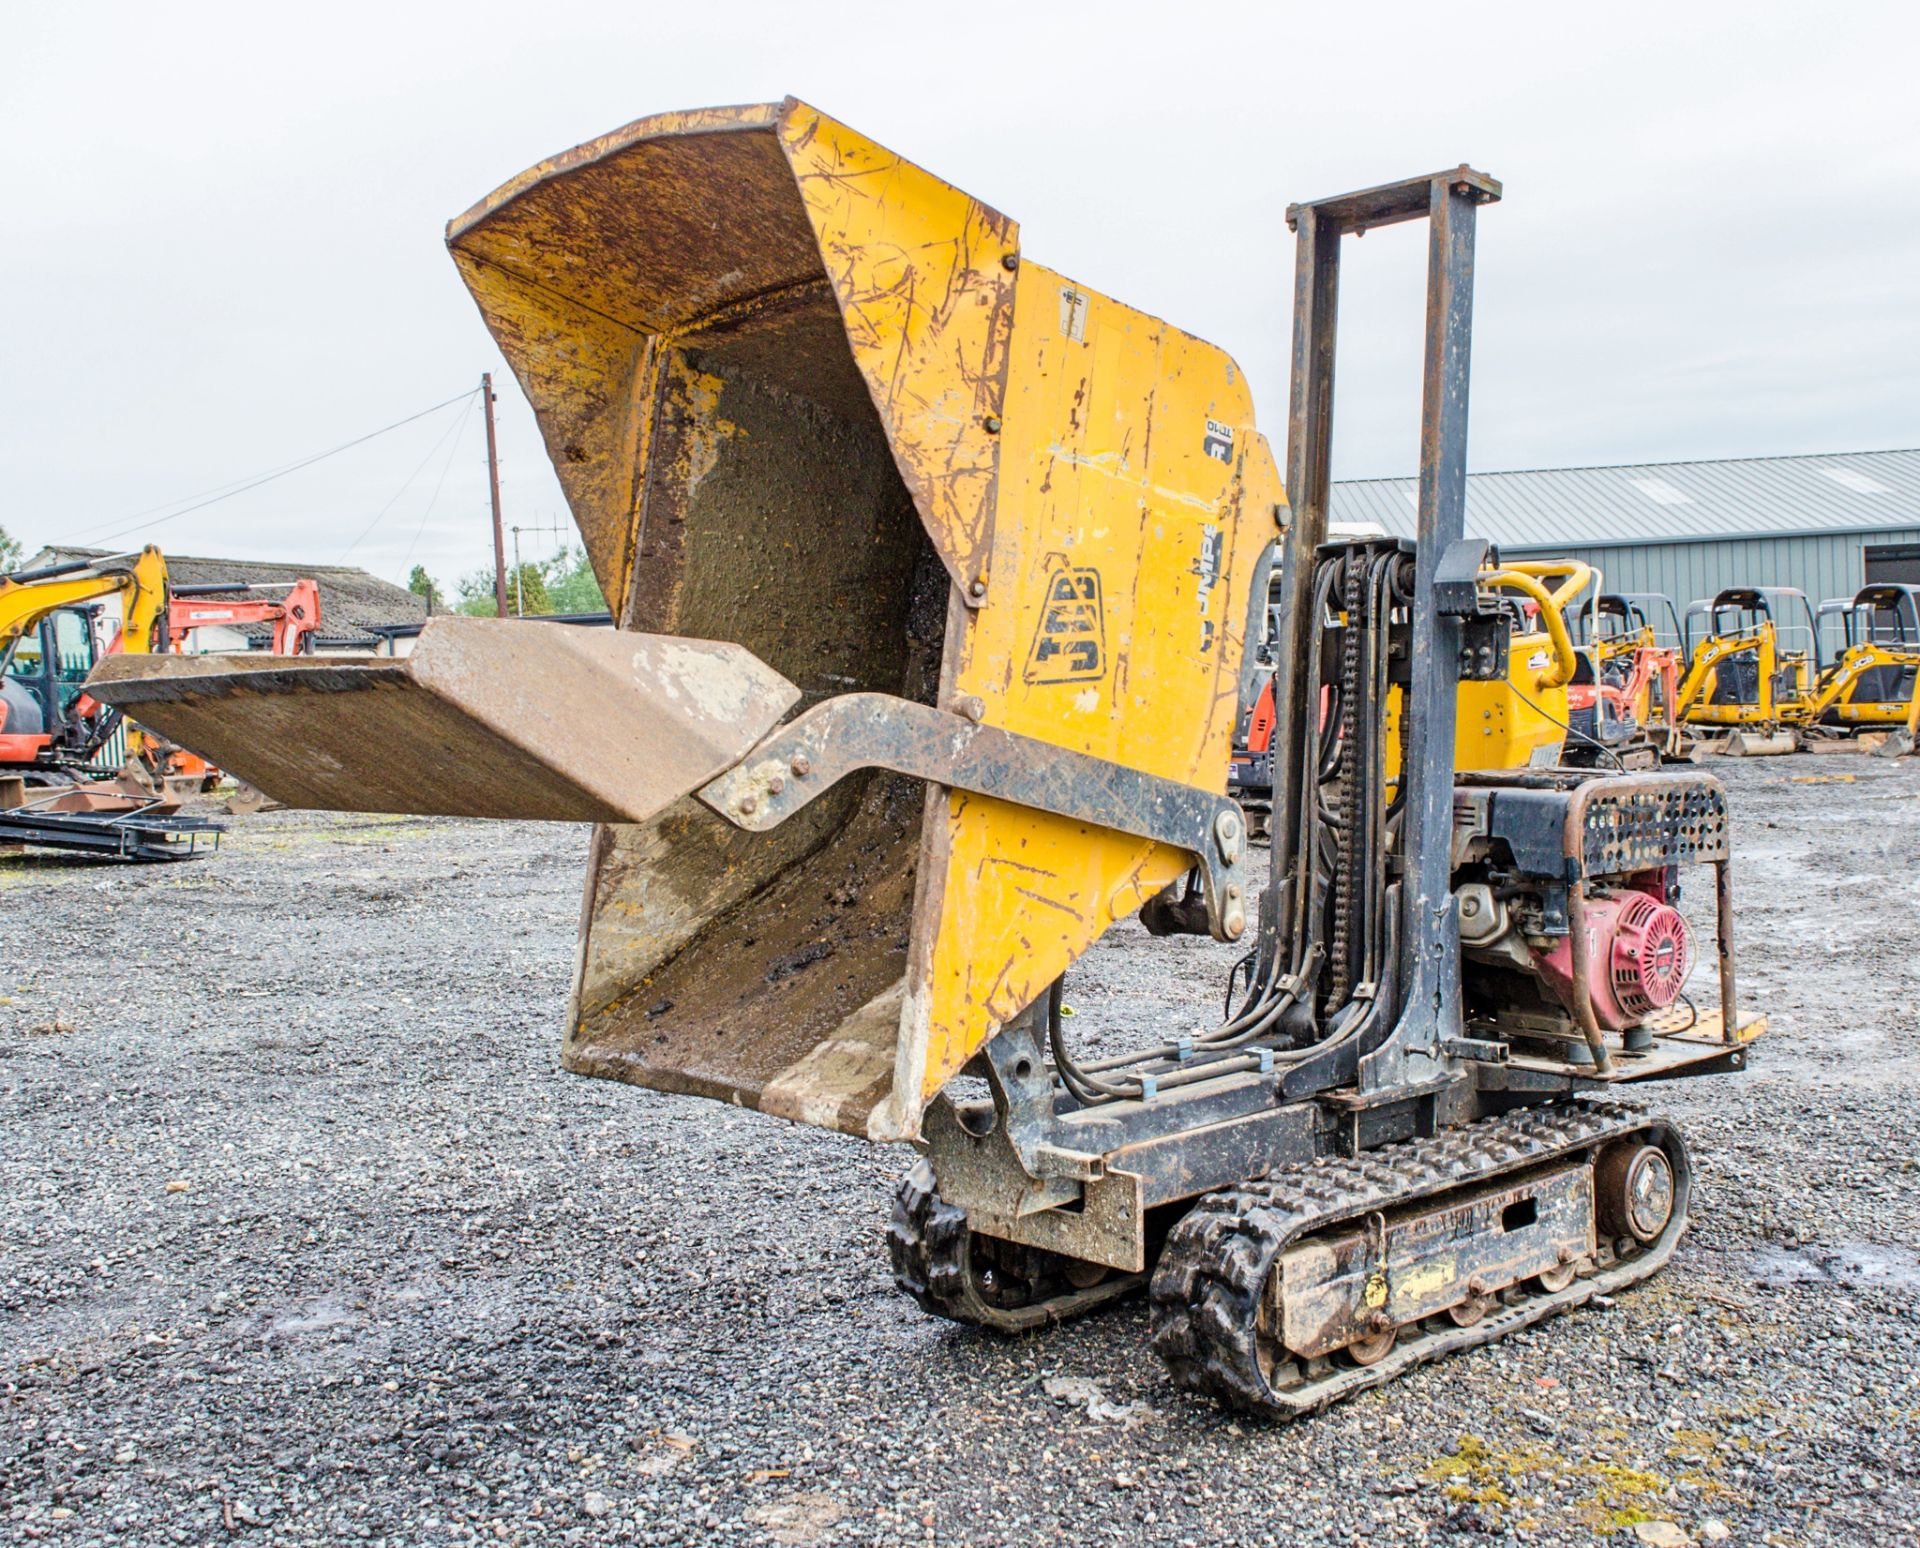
(1149, 1101, 1691, 1419)
(888, 1160, 1144, 1332)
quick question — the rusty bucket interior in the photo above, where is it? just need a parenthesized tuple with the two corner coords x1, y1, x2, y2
(444, 103, 1008, 1139)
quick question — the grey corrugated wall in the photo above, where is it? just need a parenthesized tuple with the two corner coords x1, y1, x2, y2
(1500, 526, 1920, 618)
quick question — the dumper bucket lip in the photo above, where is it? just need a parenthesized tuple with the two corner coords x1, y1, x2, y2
(446, 100, 785, 245)
(86, 619, 804, 826)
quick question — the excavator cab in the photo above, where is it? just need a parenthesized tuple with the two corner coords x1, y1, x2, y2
(1, 542, 197, 799)
(1581, 592, 1684, 656)
(2, 601, 131, 776)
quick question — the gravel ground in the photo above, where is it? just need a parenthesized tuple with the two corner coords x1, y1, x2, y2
(3, 752, 1918, 1547)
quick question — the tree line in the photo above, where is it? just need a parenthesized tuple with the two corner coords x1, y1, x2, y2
(406, 546, 608, 617)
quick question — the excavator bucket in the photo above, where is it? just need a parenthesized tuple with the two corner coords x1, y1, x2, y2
(91, 98, 1281, 1142)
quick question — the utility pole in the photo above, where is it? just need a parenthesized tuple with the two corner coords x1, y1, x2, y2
(482, 372, 508, 617)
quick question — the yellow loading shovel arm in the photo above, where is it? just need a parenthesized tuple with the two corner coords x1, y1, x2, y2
(1675, 630, 1774, 724)
(1, 547, 169, 653)
(1797, 644, 1920, 726)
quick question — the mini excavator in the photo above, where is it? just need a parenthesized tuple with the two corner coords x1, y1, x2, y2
(1675, 586, 1819, 754)
(92, 101, 1765, 1416)
(1808, 584, 1920, 735)
(2, 546, 170, 782)
(1567, 592, 1685, 766)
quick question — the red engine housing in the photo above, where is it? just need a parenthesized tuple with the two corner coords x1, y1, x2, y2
(1533, 889, 1692, 1032)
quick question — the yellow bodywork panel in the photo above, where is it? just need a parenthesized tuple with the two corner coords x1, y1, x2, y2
(779, 103, 1016, 601)
(443, 99, 1278, 1142)
(1387, 559, 1592, 778)
(1386, 631, 1571, 783)
(1454, 634, 1573, 769)
(1454, 561, 1586, 769)
(907, 263, 1276, 1110)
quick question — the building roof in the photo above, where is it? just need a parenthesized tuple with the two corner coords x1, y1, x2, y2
(1331, 447, 1920, 552)
(24, 546, 432, 647)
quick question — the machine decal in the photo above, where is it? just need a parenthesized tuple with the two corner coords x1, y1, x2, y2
(1057, 287, 1089, 343)
(1203, 418, 1235, 462)
(1192, 523, 1224, 653)
(1024, 567, 1106, 683)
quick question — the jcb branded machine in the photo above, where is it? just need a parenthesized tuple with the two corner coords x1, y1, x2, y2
(2, 546, 169, 782)
(94, 101, 1764, 1416)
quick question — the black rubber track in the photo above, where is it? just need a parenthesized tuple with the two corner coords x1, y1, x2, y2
(887, 1158, 1143, 1332)
(1148, 1101, 1692, 1419)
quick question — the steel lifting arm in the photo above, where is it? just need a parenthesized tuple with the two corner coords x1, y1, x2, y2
(169, 577, 322, 655)
(699, 694, 1252, 942)
(1270, 167, 1501, 1100)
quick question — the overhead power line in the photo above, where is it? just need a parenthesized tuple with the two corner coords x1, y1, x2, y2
(397, 402, 479, 579)
(69, 387, 482, 549)
(338, 396, 476, 564)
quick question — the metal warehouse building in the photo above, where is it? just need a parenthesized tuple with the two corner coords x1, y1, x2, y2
(1333, 447, 1920, 613)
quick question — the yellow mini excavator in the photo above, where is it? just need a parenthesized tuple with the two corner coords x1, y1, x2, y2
(3, 546, 221, 857)
(2, 546, 170, 782)
(1807, 584, 1920, 736)
(93, 100, 1764, 1416)
(1674, 586, 1819, 754)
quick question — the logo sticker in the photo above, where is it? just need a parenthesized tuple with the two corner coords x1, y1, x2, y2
(1192, 523, 1224, 654)
(1203, 418, 1235, 463)
(1024, 567, 1106, 684)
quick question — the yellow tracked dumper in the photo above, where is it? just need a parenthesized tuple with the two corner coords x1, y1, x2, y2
(94, 100, 1766, 1416)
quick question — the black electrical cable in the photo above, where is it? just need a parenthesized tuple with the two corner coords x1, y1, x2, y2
(339, 394, 475, 563)
(397, 399, 480, 575)
(1508, 678, 1629, 774)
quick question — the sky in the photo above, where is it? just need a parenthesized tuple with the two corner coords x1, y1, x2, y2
(3, 1, 1916, 595)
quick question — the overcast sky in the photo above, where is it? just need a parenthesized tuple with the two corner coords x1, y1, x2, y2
(4, 2, 1915, 596)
